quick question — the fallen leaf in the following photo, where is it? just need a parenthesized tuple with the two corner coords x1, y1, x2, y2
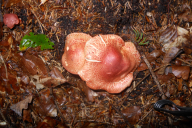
(177, 78, 183, 91)
(159, 26, 189, 52)
(171, 65, 190, 80)
(122, 106, 141, 125)
(10, 95, 33, 116)
(33, 89, 57, 117)
(137, 62, 148, 71)
(147, 49, 163, 62)
(49, 67, 66, 86)
(162, 47, 180, 64)
(21, 52, 48, 76)
(23, 109, 33, 122)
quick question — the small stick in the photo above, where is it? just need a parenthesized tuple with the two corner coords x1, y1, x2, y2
(50, 88, 67, 124)
(119, 63, 170, 106)
(141, 54, 166, 99)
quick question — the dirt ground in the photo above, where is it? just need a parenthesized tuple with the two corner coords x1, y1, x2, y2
(0, 0, 192, 127)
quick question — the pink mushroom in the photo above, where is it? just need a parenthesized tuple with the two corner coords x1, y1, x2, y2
(61, 33, 92, 74)
(62, 33, 141, 93)
(78, 35, 140, 93)
(3, 14, 19, 29)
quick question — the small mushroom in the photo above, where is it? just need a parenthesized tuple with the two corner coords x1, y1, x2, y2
(78, 34, 140, 93)
(3, 14, 19, 29)
(61, 33, 92, 74)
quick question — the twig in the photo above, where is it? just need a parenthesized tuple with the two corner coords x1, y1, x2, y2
(137, 107, 153, 125)
(29, 8, 44, 33)
(50, 88, 67, 125)
(176, 58, 192, 67)
(141, 54, 166, 99)
(119, 63, 170, 106)
(22, 0, 46, 33)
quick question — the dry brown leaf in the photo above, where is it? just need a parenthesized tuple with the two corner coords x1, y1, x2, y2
(33, 89, 57, 117)
(49, 67, 66, 86)
(162, 47, 180, 64)
(21, 53, 48, 76)
(172, 65, 190, 80)
(122, 106, 141, 125)
(137, 62, 148, 71)
(172, 99, 185, 106)
(147, 50, 163, 62)
(10, 95, 33, 116)
(177, 78, 183, 91)
(189, 80, 192, 92)
(159, 26, 189, 52)
(23, 109, 33, 122)
(30, 75, 51, 89)
(156, 73, 174, 83)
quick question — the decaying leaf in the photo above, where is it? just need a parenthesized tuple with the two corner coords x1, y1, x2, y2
(30, 67, 66, 89)
(162, 47, 180, 64)
(30, 75, 50, 89)
(122, 106, 141, 125)
(21, 52, 48, 76)
(49, 67, 67, 85)
(33, 89, 57, 117)
(23, 109, 33, 122)
(147, 49, 164, 62)
(137, 62, 148, 71)
(159, 26, 189, 52)
(10, 95, 33, 116)
(177, 78, 183, 91)
(171, 65, 190, 80)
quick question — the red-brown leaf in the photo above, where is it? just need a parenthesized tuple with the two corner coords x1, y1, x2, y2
(122, 106, 141, 125)
(171, 65, 190, 80)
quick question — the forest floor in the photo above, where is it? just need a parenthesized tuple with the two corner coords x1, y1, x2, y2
(0, 0, 192, 127)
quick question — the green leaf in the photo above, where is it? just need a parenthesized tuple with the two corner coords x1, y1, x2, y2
(19, 32, 54, 51)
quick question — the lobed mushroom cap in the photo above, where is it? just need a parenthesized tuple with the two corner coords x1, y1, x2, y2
(3, 14, 19, 29)
(61, 33, 92, 74)
(78, 34, 141, 93)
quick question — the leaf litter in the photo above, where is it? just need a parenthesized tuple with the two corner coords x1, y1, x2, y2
(0, 0, 192, 127)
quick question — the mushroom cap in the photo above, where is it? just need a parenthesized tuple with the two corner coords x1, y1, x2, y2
(3, 14, 19, 29)
(78, 34, 140, 93)
(61, 33, 92, 74)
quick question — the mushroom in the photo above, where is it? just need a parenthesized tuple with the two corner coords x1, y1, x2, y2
(3, 14, 19, 29)
(61, 33, 92, 74)
(62, 33, 141, 93)
(78, 34, 140, 93)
